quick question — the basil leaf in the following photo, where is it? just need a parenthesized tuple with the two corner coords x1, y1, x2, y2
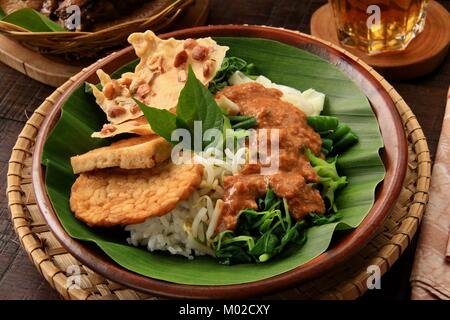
(177, 66, 224, 149)
(133, 98, 177, 142)
(2, 8, 65, 32)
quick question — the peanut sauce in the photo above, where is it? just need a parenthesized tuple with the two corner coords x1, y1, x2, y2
(216, 83, 325, 232)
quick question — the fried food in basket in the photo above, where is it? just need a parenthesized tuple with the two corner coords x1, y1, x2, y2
(1, 0, 175, 31)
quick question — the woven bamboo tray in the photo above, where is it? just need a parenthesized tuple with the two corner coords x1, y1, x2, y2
(6, 33, 431, 300)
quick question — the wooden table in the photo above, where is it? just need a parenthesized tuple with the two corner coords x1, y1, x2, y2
(0, 0, 449, 300)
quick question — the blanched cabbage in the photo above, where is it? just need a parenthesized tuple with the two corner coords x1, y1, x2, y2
(229, 71, 325, 116)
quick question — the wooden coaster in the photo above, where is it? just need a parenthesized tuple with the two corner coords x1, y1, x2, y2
(0, 35, 83, 87)
(311, 1, 450, 80)
(0, 0, 209, 87)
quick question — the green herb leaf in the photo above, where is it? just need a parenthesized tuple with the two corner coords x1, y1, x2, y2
(177, 66, 224, 149)
(277, 221, 306, 251)
(1, 8, 65, 32)
(0, 7, 6, 19)
(250, 232, 278, 256)
(133, 98, 177, 142)
(308, 212, 343, 226)
(215, 232, 255, 265)
(214, 181, 345, 265)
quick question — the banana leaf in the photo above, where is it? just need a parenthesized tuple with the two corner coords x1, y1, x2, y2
(1, 8, 65, 32)
(41, 37, 385, 285)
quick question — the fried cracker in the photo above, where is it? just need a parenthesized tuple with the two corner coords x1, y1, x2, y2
(91, 32, 229, 125)
(91, 116, 154, 139)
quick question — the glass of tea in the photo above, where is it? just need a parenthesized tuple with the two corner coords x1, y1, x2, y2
(328, 0, 429, 55)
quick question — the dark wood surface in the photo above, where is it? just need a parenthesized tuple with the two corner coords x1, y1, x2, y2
(0, 0, 449, 300)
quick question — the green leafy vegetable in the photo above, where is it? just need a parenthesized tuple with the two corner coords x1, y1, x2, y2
(214, 187, 344, 265)
(209, 56, 258, 94)
(306, 149, 348, 212)
(307, 212, 343, 226)
(214, 232, 255, 264)
(215, 190, 309, 265)
(1, 8, 65, 32)
(0, 7, 6, 19)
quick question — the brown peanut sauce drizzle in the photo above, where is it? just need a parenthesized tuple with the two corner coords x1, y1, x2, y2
(215, 82, 325, 232)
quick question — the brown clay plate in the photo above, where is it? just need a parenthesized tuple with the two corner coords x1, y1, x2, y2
(32, 25, 407, 299)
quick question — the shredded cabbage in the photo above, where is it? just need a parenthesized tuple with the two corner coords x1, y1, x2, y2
(229, 71, 325, 116)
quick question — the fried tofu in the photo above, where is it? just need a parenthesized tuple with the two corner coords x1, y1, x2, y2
(70, 136, 172, 174)
(70, 163, 203, 227)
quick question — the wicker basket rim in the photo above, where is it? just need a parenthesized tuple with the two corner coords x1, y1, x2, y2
(0, 0, 191, 36)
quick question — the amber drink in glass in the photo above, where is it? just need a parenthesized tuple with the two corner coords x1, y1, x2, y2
(329, 0, 429, 55)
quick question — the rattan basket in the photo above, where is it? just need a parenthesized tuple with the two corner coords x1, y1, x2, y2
(6, 29, 431, 299)
(0, 0, 193, 57)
